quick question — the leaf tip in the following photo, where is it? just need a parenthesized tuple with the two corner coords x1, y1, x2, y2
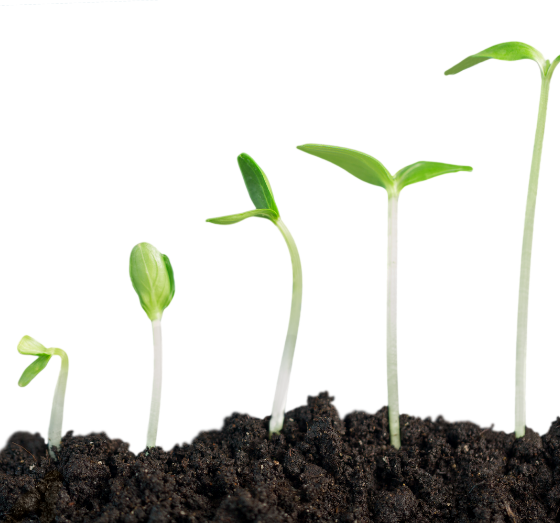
(206, 216, 225, 225)
(237, 152, 254, 169)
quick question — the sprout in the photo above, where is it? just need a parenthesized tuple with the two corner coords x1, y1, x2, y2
(129, 242, 175, 448)
(207, 153, 302, 436)
(298, 144, 472, 449)
(17, 335, 69, 459)
(446, 42, 560, 439)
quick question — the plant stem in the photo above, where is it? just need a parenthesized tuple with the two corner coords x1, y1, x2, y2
(48, 349, 69, 458)
(269, 218, 303, 435)
(387, 192, 400, 449)
(147, 319, 163, 447)
(515, 74, 551, 438)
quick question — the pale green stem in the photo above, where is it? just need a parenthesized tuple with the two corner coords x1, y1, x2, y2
(147, 319, 162, 447)
(387, 192, 400, 449)
(515, 73, 551, 438)
(48, 349, 69, 458)
(269, 217, 303, 435)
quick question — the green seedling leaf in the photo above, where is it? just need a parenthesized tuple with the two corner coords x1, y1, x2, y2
(17, 336, 54, 387)
(162, 254, 175, 304)
(445, 42, 546, 76)
(17, 335, 48, 356)
(297, 144, 393, 191)
(395, 162, 473, 192)
(130, 242, 175, 321)
(238, 153, 279, 215)
(207, 209, 279, 225)
(18, 354, 52, 387)
(207, 155, 281, 227)
(549, 55, 560, 77)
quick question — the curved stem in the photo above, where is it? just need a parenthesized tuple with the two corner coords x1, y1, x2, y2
(387, 193, 400, 449)
(515, 74, 551, 438)
(48, 349, 69, 458)
(147, 319, 162, 447)
(269, 218, 303, 435)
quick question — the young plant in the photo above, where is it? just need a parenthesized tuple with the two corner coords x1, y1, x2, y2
(445, 43, 560, 439)
(298, 144, 472, 449)
(17, 335, 69, 458)
(129, 242, 175, 448)
(207, 153, 302, 436)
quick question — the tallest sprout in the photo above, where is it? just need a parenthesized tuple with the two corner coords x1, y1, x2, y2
(298, 144, 472, 449)
(445, 42, 560, 438)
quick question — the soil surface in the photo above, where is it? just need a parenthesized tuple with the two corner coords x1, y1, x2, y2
(2, 392, 560, 522)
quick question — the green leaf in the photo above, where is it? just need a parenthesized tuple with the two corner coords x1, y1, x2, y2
(548, 55, 560, 77)
(18, 354, 52, 387)
(445, 42, 546, 76)
(395, 162, 473, 192)
(17, 335, 48, 356)
(130, 242, 175, 321)
(238, 153, 280, 215)
(207, 209, 279, 225)
(162, 254, 175, 307)
(297, 144, 394, 191)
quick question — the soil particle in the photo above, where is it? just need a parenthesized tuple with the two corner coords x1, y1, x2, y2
(2, 392, 560, 522)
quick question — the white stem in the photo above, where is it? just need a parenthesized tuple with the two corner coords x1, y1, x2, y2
(515, 74, 551, 438)
(387, 192, 400, 449)
(269, 218, 303, 435)
(147, 319, 162, 448)
(48, 349, 69, 458)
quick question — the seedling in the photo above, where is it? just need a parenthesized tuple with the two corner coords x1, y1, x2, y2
(129, 242, 175, 448)
(445, 42, 560, 438)
(207, 153, 302, 436)
(17, 335, 69, 458)
(298, 144, 471, 449)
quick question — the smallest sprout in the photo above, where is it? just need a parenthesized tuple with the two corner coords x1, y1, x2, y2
(17, 336, 69, 459)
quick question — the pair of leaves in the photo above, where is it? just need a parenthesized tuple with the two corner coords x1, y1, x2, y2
(208, 147, 471, 224)
(129, 243, 175, 322)
(207, 153, 280, 226)
(18, 336, 55, 387)
(297, 144, 472, 194)
(445, 41, 560, 78)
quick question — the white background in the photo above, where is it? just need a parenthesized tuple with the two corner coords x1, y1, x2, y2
(1, 0, 560, 453)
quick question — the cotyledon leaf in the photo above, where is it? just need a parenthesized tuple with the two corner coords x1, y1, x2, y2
(206, 209, 279, 225)
(395, 162, 473, 192)
(238, 153, 280, 215)
(129, 243, 175, 321)
(548, 55, 560, 77)
(18, 354, 53, 387)
(17, 335, 48, 356)
(297, 144, 394, 191)
(445, 42, 546, 76)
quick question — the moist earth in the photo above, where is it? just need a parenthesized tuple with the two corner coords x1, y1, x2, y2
(2, 392, 560, 522)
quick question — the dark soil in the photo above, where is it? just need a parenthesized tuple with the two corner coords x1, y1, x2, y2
(2, 393, 560, 522)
